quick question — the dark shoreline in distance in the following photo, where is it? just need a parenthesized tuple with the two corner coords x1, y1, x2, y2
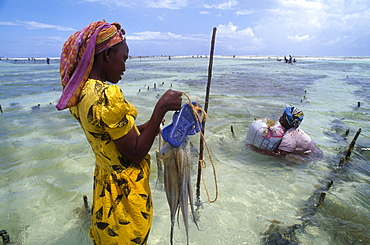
(1, 55, 370, 64)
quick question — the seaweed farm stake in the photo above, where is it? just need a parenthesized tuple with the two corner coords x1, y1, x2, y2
(345, 128, 361, 159)
(196, 27, 217, 203)
(261, 128, 362, 245)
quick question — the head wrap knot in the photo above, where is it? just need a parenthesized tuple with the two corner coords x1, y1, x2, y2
(56, 21, 125, 110)
(284, 107, 304, 128)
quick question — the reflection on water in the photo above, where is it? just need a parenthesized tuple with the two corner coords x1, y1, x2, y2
(0, 56, 369, 244)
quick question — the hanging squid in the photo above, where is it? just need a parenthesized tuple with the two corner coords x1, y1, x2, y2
(159, 102, 203, 244)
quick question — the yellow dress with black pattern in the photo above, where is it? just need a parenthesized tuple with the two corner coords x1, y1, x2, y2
(70, 79, 152, 245)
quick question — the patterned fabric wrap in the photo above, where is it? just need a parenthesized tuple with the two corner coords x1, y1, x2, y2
(69, 79, 152, 244)
(56, 21, 125, 110)
(284, 106, 304, 128)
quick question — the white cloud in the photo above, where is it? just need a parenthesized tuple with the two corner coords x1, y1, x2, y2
(33, 35, 68, 44)
(214, 22, 262, 54)
(218, 0, 239, 10)
(83, 0, 137, 7)
(217, 22, 254, 39)
(0, 21, 75, 31)
(84, 0, 189, 8)
(128, 31, 184, 40)
(288, 34, 314, 42)
(325, 36, 348, 46)
(204, 0, 239, 10)
(19, 21, 74, 31)
(254, 1, 366, 43)
(199, 11, 211, 15)
(235, 9, 253, 16)
(278, 0, 322, 10)
(147, 0, 187, 9)
(0, 21, 21, 26)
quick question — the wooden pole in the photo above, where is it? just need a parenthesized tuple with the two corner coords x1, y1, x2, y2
(262, 129, 362, 244)
(345, 128, 361, 159)
(196, 27, 217, 202)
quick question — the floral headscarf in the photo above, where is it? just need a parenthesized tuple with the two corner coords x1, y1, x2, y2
(284, 106, 304, 128)
(56, 21, 125, 110)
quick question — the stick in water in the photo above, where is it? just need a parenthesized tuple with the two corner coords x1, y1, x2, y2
(196, 27, 217, 203)
(345, 128, 361, 159)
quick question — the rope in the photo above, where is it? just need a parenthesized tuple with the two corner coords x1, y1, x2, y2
(182, 92, 218, 203)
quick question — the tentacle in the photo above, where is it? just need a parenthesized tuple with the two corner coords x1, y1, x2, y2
(163, 136, 197, 244)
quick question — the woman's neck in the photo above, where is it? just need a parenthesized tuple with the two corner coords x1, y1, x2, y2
(89, 53, 106, 82)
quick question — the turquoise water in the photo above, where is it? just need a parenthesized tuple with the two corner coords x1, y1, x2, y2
(0, 56, 369, 244)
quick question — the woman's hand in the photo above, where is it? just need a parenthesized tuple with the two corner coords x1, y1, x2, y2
(156, 89, 182, 113)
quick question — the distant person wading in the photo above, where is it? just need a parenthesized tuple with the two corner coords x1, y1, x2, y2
(249, 107, 322, 159)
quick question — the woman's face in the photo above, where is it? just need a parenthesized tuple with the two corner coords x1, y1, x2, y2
(106, 41, 129, 84)
(279, 113, 291, 130)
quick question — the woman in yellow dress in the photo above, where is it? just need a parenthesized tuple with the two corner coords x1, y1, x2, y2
(56, 21, 182, 245)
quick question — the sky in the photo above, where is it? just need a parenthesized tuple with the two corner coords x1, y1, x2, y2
(0, 0, 370, 58)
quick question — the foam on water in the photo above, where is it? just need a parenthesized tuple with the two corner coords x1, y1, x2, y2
(0, 57, 369, 244)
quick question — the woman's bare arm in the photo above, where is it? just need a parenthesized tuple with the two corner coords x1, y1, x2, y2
(114, 89, 182, 164)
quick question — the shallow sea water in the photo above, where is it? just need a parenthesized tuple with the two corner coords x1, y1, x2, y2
(0, 56, 369, 244)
